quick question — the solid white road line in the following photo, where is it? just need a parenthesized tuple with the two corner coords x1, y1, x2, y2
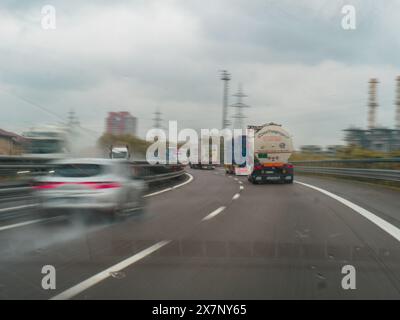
(171, 173, 194, 189)
(232, 193, 240, 200)
(0, 217, 52, 232)
(143, 173, 193, 198)
(143, 188, 172, 198)
(50, 240, 171, 300)
(295, 181, 400, 243)
(0, 204, 38, 213)
(202, 206, 226, 221)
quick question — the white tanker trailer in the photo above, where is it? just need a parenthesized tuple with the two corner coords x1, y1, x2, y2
(247, 122, 294, 184)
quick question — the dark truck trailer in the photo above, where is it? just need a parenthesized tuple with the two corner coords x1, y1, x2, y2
(248, 163, 294, 184)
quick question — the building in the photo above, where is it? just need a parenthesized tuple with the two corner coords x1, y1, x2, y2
(343, 76, 400, 152)
(344, 127, 400, 152)
(105, 112, 137, 136)
(0, 129, 26, 155)
(326, 145, 345, 156)
(300, 145, 323, 153)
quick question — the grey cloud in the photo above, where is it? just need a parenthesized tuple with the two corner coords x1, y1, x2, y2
(0, 0, 399, 147)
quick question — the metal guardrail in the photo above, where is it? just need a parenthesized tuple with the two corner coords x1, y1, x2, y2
(0, 158, 182, 176)
(291, 158, 400, 171)
(294, 166, 400, 182)
(144, 171, 185, 183)
(130, 162, 186, 183)
(292, 158, 400, 164)
(0, 156, 185, 179)
(291, 158, 400, 182)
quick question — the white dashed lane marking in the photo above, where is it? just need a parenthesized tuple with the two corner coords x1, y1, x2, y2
(202, 206, 226, 221)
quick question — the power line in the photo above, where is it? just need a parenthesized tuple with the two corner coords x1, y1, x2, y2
(231, 84, 250, 130)
(0, 87, 65, 122)
(0, 87, 100, 136)
(152, 109, 163, 129)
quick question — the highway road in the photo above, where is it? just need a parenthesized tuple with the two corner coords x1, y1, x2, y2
(0, 168, 400, 299)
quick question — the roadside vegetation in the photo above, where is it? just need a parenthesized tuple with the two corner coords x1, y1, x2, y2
(290, 146, 400, 170)
(97, 133, 151, 159)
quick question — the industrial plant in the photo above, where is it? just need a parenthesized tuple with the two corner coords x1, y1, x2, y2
(344, 76, 400, 152)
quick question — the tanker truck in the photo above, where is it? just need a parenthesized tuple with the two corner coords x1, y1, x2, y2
(247, 122, 294, 184)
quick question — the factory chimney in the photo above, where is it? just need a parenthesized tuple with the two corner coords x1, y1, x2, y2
(367, 78, 379, 129)
(395, 76, 400, 130)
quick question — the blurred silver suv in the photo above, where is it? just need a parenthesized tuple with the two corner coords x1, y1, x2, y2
(33, 158, 147, 217)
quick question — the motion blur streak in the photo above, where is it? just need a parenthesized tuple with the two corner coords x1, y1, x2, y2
(0, 217, 51, 232)
(1, 169, 400, 299)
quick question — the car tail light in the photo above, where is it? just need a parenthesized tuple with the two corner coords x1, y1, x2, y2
(34, 181, 121, 190)
(254, 165, 263, 171)
(79, 182, 121, 189)
(33, 182, 65, 189)
(285, 164, 294, 169)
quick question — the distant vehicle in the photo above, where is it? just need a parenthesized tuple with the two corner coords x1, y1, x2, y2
(110, 145, 131, 160)
(247, 122, 294, 184)
(22, 125, 69, 158)
(189, 162, 215, 170)
(188, 139, 216, 170)
(33, 158, 147, 218)
(224, 135, 248, 175)
(22, 123, 100, 158)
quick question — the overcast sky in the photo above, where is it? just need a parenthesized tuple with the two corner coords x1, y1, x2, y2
(0, 0, 399, 148)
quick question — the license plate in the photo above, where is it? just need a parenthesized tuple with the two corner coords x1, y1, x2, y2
(266, 177, 280, 180)
(255, 177, 262, 181)
(265, 171, 274, 174)
(52, 197, 76, 203)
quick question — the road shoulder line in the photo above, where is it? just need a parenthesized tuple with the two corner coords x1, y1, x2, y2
(295, 181, 400, 243)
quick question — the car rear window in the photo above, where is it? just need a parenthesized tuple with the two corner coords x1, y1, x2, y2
(53, 164, 103, 177)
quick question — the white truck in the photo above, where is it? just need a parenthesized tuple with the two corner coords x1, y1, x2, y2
(110, 145, 131, 160)
(247, 122, 294, 184)
(22, 125, 70, 158)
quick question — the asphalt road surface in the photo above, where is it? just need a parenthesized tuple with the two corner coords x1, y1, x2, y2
(0, 169, 400, 299)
